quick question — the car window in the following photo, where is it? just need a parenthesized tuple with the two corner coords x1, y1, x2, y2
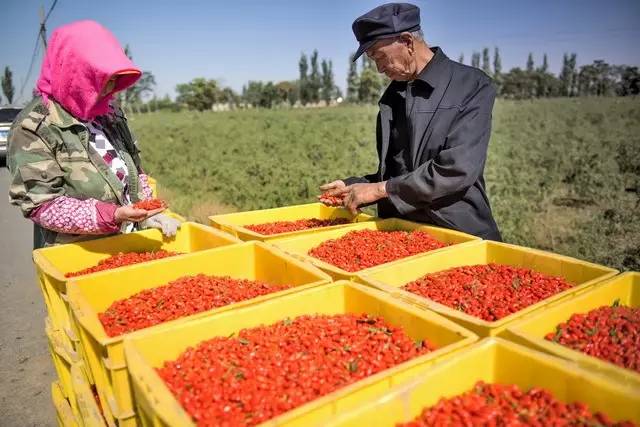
(0, 108, 22, 123)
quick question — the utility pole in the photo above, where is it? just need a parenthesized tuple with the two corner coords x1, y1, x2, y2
(39, 5, 48, 49)
(16, 2, 56, 103)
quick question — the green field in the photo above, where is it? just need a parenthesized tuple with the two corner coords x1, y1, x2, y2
(132, 97, 639, 271)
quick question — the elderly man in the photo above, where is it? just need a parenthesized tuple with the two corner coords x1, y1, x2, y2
(322, 3, 501, 240)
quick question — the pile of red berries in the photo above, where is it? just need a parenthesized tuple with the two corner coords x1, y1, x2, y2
(546, 301, 639, 373)
(402, 264, 573, 321)
(244, 218, 350, 235)
(158, 313, 434, 426)
(308, 229, 448, 272)
(132, 198, 167, 210)
(65, 250, 181, 278)
(318, 192, 344, 206)
(99, 275, 291, 336)
(398, 381, 635, 426)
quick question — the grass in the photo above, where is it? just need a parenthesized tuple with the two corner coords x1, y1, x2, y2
(131, 97, 639, 271)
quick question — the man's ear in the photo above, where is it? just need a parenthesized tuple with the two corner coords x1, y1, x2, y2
(399, 32, 414, 53)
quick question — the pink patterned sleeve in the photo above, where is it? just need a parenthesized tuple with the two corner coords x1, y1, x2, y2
(29, 196, 120, 235)
(138, 174, 154, 200)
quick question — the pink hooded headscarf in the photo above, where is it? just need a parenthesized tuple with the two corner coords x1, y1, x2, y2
(36, 20, 141, 121)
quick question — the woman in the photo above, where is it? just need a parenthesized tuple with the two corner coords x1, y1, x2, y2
(7, 20, 180, 248)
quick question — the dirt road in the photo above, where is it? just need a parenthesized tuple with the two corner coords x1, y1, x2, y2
(0, 166, 55, 426)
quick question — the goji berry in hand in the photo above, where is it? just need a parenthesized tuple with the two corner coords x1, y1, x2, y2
(318, 192, 343, 206)
(308, 229, 448, 272)
(398, 381, 636, 427)
(65, 250, 181, 277)
(545, 302, 639, 373)
(244, 218, 350, 235)
(157, 313, 434, 427)
(133, 198, 167, 210)
(402, 264, 573, 321)
(99, 275, 291, 337)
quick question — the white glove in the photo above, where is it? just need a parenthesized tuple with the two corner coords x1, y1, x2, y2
(141, 214, 182, 237)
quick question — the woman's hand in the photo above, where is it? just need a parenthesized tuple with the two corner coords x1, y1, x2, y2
(141, 214, 182, 237)
(114, 205, 165, 223)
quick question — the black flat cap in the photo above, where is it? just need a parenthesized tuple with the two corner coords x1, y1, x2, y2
(352, 3, 421, 61)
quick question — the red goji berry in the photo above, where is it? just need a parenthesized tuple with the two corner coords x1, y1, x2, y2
(308, 229, 448, 272)
(244, 218, 350, 235)
(545, 303, 639, 373)
(398, 381, 636, 427)
(157, 313, 435, 427)
(98, 275, 291, 337)
(64, 250, 181, 277)
(318, 192, 343, 206)
(402, 264, 573, 321)
(132, 198, 167, 210)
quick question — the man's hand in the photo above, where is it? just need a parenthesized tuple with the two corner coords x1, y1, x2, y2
(319, 180, 346, 196)
(318, 180, 347, 206)
(114, 205, 165, 223)
(335, 182, 388, 215)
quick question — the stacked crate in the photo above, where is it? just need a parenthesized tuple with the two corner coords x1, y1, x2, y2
(32, 201, 638, 426)
(35, 222, 242, 426)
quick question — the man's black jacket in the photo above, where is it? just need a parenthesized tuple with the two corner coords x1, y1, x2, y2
(344, 47, 501, 240)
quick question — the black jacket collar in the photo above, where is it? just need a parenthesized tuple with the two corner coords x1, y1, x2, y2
(380, 47, 450, 104)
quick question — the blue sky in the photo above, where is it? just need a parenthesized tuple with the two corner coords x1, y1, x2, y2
(1, 0, 639, 103)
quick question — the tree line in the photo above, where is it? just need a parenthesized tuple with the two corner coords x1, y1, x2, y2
(458, 48, 639, 99)
(2, 46, 637, 111)
(169, 50, 343, 111)
(147, 52, 388, 112)
(162, 48, 639, 111)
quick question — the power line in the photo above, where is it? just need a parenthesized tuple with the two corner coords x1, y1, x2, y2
(40, 0, 59, 48)
(17, 0, 58, 102)
(44, 0, 58, 22)
(17, 33, 42, 101)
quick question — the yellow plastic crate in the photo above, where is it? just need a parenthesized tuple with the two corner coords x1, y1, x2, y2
(123, 281, 477, 427)
(165, 210, 186, 222)
(70, 362, 107, 427)
(67, 241, 332, 427)
(46, 319, 98, 425)
(506, 271, 640, 390)
(33, 222, 240, 348)
(356, 240, 618, 337)
(330, 338, 640, 426)
(270, 218, 480, 280)
(46, 317, 78, 402)
(52, 381, 80, 427)
(209, 202, 374, 241)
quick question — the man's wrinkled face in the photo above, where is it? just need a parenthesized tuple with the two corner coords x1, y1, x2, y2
(366, 35, 415, 81)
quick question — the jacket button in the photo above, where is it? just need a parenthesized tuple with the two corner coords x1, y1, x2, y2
(41, 171, 47, 179)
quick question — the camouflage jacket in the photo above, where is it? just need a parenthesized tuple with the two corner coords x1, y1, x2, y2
(8, 97, 145, 246)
